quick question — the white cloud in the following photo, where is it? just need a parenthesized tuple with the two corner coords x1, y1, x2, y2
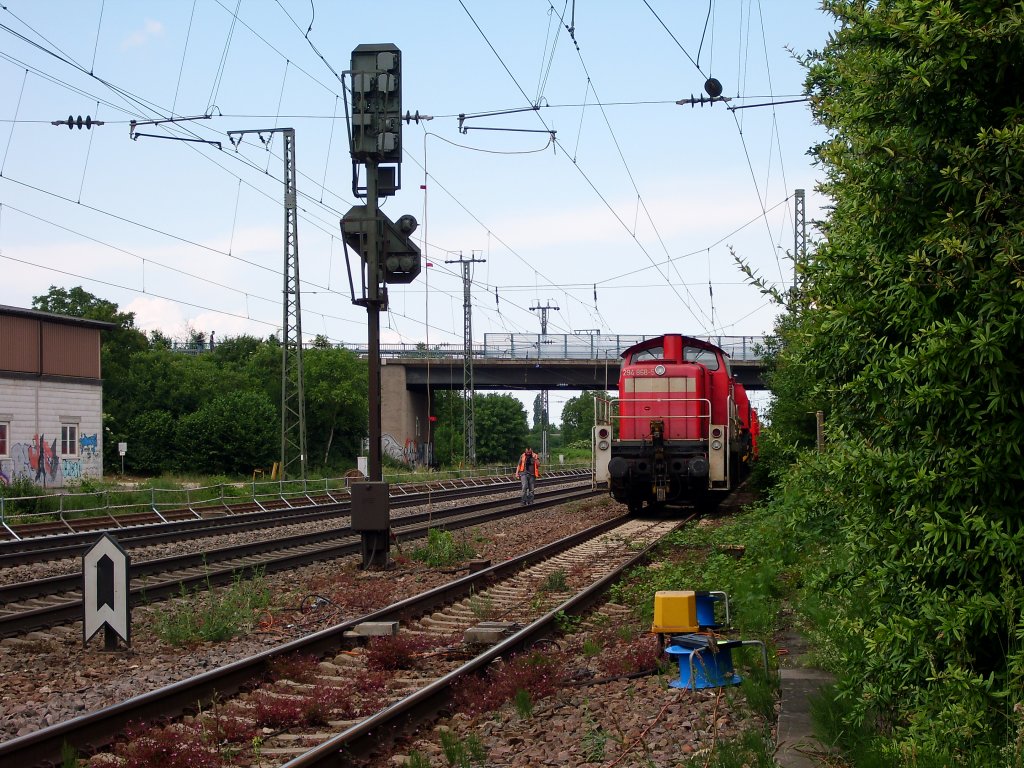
(122, 19, 163, 49)
(124, 296, 185, 336)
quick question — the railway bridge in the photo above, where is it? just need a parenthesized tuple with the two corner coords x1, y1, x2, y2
(350, 333, 767, 464)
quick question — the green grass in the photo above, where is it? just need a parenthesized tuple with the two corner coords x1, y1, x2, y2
(439, 729, 487, 768)
(513, 689, 534, 719)
(153, 571, 272, 646)
(703, 727, 775, 768)
(411, 528, 475, 567)
(608, 506, 793, 641)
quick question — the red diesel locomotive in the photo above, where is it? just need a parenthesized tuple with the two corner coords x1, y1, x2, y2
(606, 334, 757, 513)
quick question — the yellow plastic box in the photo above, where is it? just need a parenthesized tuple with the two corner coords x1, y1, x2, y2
(651, 590, 699, 633)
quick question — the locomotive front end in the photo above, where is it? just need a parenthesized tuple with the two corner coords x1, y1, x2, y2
(607, 335, 735, 513)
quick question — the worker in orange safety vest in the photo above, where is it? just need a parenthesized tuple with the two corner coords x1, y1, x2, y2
(517, 447, 540, 505)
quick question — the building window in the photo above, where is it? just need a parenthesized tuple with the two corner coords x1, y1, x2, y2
(61, 424, 78, 455)
(0, 423, 8, 457)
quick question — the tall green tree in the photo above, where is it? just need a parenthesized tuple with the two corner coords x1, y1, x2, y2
(429, 391, 529, 466)
(429, 390, 465, 466)
(176, 390, 277, 475)
(531, 393, 544, 430)
(561, 390, 600, 445)
(474, 393, 529, 463)
(303, 346, 367, 469)
(115, 344, 272, 474)
(786, 1, 1024, 759)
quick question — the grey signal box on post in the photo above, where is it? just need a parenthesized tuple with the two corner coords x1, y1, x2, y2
(350, 44, 402, 165)
(351, 481, 390, 568)
(341, 205, 422, 284)
(350, 481, 390, 531)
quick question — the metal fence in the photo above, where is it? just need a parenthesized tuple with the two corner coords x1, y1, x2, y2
(0, 463, 591, 535)
(166, 334, 766, 362)
(370, 334, 766, 362)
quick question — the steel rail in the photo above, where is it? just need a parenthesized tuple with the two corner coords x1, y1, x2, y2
(0, 486, 603, 637)
(281, 518, 686, 766)
(0, 512, 635, 767)
(0, 472, 588, 567)
(0, 470, 589, 556)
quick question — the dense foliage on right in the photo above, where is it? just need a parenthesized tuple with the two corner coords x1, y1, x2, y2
(765, 1, 1024, 763)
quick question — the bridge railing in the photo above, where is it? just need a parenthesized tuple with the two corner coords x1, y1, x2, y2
(370, 334, 765, 361)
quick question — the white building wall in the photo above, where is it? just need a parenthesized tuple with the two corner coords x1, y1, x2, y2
(0, 377, 104, 488)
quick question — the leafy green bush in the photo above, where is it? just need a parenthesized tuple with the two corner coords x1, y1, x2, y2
(754, 1, 1024, 759)
(175, 390, 276, 475)
(124, 410, 176, 475)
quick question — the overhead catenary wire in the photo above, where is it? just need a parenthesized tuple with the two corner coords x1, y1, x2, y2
(0, 6, 561, 339)
(647, 0, 793, 287)
(171, 0, 199, 117)
(464, 1, 716, 332)
(1, 2, 808, 345)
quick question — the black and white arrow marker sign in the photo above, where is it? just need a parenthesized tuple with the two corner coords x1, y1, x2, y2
(83, 534, 131, 647)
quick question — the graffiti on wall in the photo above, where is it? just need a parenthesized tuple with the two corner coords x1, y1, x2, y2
(381, 434, 426, 467)
(0, 433, 100, 487)
(28, 435, 60, 485)
(61, 458, 83, 480)
(381, 433, 405, 464)
(79, 433, 99, 459)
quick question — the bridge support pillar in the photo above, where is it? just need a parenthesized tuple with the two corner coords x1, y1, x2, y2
(381, 363, 431, 467)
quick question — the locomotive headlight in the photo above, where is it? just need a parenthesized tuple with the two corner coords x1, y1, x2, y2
(711, 439, 723, 451)
(598, 440, 609, 451)
(654, 364, 666, 376)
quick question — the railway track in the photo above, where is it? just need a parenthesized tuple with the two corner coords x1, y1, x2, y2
(0, 483, 602, 638)
(0, 471, 583, 542)
(0, 512, 681, 767)
(0, 470, 591, 561)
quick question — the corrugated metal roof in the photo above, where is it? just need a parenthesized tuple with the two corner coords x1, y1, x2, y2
(0, 304, 117, 330)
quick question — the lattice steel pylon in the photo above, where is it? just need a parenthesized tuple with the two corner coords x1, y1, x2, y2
(530, 301, 559, 460)
(229, 127, 307, 480)
(793, 188, 806, 299)
(446, 252, 485, 465)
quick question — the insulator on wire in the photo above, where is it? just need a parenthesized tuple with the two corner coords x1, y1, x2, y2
(51, 115, 104, 129)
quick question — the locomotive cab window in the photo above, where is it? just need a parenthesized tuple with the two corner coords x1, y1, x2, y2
(631, 345, 664, 363)
(683, 346, 719, 370)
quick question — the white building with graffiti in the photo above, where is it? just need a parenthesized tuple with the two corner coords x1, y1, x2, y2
(0, 305, 112, 488)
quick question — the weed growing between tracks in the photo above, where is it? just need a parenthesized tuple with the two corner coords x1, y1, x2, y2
(452, 651, 571, 717)
(153, 570, 272, 646)
(412, 528, 475, 567)
(365, 633, 447, 671)
(113, 720, 222, 768)
(540, 568, 569, 592)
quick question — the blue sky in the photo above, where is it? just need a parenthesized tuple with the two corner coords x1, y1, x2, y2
(0, 1, 836, 418)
